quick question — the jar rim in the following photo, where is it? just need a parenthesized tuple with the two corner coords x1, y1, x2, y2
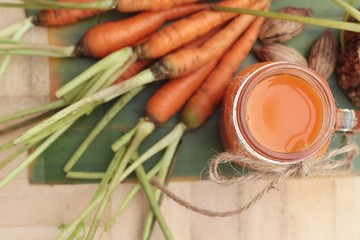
(232, 62, 336, 164)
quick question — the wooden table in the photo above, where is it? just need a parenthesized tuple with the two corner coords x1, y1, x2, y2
(1, 8, 360, 240)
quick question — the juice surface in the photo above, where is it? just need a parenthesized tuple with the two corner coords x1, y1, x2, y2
(245, 74, 323, 153)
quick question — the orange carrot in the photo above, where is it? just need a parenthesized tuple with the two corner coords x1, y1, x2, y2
(113, 60, 152, 84)
(76, 3, 209, 58)
(134, 0, 257, 60)
(156, 1, 267, 78)
(0, 0, 202, 12)
(181, 16, 266, 129)
(116, 0, 201, 12)
(33, 0, 104, 27)
(145, 60, 218, 125)
(16, 0, 264, 141)
(1, 4, 208, 60)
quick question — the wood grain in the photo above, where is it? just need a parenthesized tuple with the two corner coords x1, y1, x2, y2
(1, 8, 360, 240)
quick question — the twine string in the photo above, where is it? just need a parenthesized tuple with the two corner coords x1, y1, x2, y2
(150, 144, 359, 217)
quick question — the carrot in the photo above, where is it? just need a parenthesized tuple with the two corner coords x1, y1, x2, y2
(116, 0, 200, 12)
(113, 60, 152, 84)
(0, 0, 103, 40)
(6, 0, 264, 147)
(54, 0, 260, 98)
(62, 25, 222, 172)
(146, 60, 219, 125)
(0, 0, 200, 12)
(182, 16, 267, 129)
(134, 0, 257, 60)
(0, 23, 221, 127)
(32, 0, 104, 27)
(0, 4, 208, 59)
(76, 3, 209, 58)
(156, 1, 267, 78)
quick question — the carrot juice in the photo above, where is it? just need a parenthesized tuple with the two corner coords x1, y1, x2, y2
(245, 74, 323, 153)
(220, 62, 337, 165)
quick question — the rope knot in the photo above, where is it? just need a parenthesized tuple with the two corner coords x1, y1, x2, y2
(292, 161, 311, 178)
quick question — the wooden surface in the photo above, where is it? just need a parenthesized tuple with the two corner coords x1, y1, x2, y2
(1, 8, 360, 240)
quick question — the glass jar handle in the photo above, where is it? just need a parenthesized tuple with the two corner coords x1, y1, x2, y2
(336, 109, 360, 132)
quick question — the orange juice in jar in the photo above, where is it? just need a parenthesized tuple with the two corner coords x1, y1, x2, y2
(220, 62, 359, 166)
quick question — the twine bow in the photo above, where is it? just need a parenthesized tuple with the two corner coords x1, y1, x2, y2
(151, 143, 359, 217)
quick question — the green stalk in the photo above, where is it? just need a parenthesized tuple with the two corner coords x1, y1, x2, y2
(63, 87, 143, 172)
(211, 5, 360, 32)
(78, 64, 123, 99)
(56, 148, 126, 240)
(0, 99, 66, 124)
(0, 144, 33, 170)
(65, 171, 105, 179)
(0, 0, 114, 9)
(0, 43, 75, 58)
(55, 191, 106, 240)
(337, 0, 356, 52)
(68, 74, 101, 103)
(0, 17, 33, 38)
(55, 47, 134, 98)
(111, 125, 140, 152)
(141, 140, 179, 240)
(102, 154, 166, 233)
(15, 68, 155, 144)
(85, 120, 155, 240)
(19, 103, 95, 144)
(82, 56, 137, 99)
(0, 17, 33, 78)
(59, 128, 181, 239)
(0, 138, 16, 152)
(0, 124, 70, 189)
(0, 111, 53, 136)
(333, 0, 360, 22)
(135, 166, 174, 240)
(120, 123, 186, 179)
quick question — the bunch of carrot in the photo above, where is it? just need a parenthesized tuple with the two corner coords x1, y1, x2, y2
(0, 0, 272, 238)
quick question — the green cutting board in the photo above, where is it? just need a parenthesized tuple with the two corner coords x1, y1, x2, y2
(29, 0, 360, 184)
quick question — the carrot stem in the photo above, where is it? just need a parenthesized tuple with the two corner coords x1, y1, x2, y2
(101, 145, 173, 233)
(0, 111, 53, 136)
(55, 191, 105, 240)
(0, 144, 32, 170)
(0, 140, 16, 152)
(0, 43, 76, 58)
(85, 119, 155, 240)
(211, 5, 360, 32)
(337, 0, 356, 52)
(0, 17, 33, 38)
(15, 67, 155, 144)
(120, 123, 186, 179)
(135, 165, 174, 240)
(0, 16, 34, 78)
(55, 47, 133, 98)
(141, 139, 179, 240)
(0, 124, 70, 189)
(65, 171, 105, 179)
(111, 125, 138, 152)
(0, 0, 115, 9)
(78, 56, 136, 100)
(70, 65, 120, 102)
(0, 99, 66, 124)
(333, 0, 360, 22)
(63, 87, 143, 173)
(56, 148, 126, 240)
